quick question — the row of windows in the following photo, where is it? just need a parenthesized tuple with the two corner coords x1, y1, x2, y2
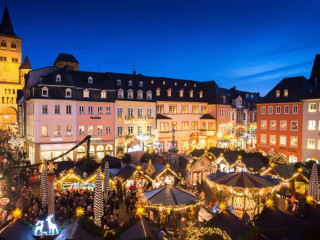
(0, 56, 18, 62)
(117, 89, 152, 100)
(1, 97, 15, 104)
(260, 134, 298, 148)
(275, 89, 289, 98)
(117, 125, 152, 136)
(4, 89, 15, 95)
(156, 105, 207, 114)
(0, 40, 16, 49)
(261, 105, 298, 114)
(159, 121, 214, 132)
(155, 88, 203, 98)
(116, 79, 197, 88)
(260, 120, 298, 131)
(219, 109, 229, 118)
(117, 107, 153, 118)
(308, 103, 320, 112)
(41, 104, 112, 116)
(307, 120, 320, 130)
(41, 125, 113, 137)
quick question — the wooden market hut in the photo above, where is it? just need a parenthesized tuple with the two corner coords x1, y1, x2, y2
(186, 153, 216, 185)
(207, 210, 254, 240)
(253, 207, 317, 240)
(55, 219, 103, 240)
(215, 153, 231, 173)
(0, 220, 35, 240)
(55, 169, 84, 190)
(115, 164, 153, 192)
(116, 217, 159, 240)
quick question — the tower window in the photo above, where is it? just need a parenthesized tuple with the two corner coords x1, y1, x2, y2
(88, 76, 93, 84)
(11, 42, 16, 49)
(56, 74, 61, 82)
(1, 40, 6, 48)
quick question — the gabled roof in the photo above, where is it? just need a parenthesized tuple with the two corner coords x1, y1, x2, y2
(115, 164, 136, 180)
(200, 114, 215, 119)
(208, 211, 252, 240)
(0, 4, 16, 36)
(259, 76, 314, 103)
(20, 55, 32, 70)
(54, 53, 79, 64)
(0, 221, 35, 240)
(117, 217, 158, 240)
(274, 164, 298, 179)
(254, 207, 309, 240)
(242, 157, 267, 172)
(56, 219, 103, 240)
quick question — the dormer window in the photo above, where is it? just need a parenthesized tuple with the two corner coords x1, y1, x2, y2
(156, 88, 161, 96)
(200, 90, 203, 98)
(118, 89, 124, 98)
(83, 89, 89, 98)
(184, 83, 187, 87)
(163, 80, 166, 85)
(127, 89, 133, 99)
(276, 90, 280, 98)
(56, 74, 61, 82)
(101, 90, 107, 99)
(194, 84, 196, 87)
(137, 90, 143, 100)
(65, 88, 72, 98)
(174, 82, 177, 86)
(179, 89, 184, 97)
(128, 80, 132, 86)
(41, 87, 48, 97)
(146, 91, 152, 100)
(190, 89, 194, 98)
(284, 89, 288, 97)
(151, 80, 154, 84)
(88, 76, 93, 84)
(139, 81, 143, 87)
(167, 88, 172, 97)
(117, 79, 121, 86)
(223, 95, 226, 103)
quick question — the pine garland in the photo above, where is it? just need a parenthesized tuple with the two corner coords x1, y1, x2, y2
(103, 161, 111, 201)
(94, 170, 103, 226)
(40, 162, 48, 208)
(309, 163, 319, 202)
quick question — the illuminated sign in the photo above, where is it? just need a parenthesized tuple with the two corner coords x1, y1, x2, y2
(34, 214, 59, 236)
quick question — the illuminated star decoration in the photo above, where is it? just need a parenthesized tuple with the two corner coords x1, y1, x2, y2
(136, 207, 145, 217)
(265, 199, 274, 208)
(76, 207, 85, 217)
(12, 208, 22, 219)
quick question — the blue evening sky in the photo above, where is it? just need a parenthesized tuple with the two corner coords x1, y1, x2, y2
(3, 0, 320, 95)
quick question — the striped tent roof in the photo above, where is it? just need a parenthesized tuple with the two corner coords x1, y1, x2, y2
(210, 172, 276, 189)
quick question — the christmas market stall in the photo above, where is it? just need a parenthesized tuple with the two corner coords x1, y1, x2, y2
(115, 164, 153, 194)
(206, 172, 279, 219)
(186, 152, 216, 186)
(141, 185, 204, 228)
(215, 153, 231, 173)
(55, 169, 84, 190)
(142, 160, 181, 187)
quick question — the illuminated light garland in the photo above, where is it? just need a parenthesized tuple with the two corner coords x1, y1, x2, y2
(142, 199, 205, 212)
(93, 170, 103, 226)
(309, 163, 319, 202)
(154, 167, 181, 180)
(265, 199, 274, 208)
(186, 154, 216, 172)
(186, 227, 232, 240)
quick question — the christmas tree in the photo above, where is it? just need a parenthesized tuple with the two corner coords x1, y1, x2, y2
(103, 160, 111, 201)
(309, 163, 319, 202)
(94, 169, 103, 226)
(40, 161, 48, 208)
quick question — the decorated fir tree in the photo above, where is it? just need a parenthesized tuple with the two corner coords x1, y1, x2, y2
(94, 169, 103, 226)
(309, 163, 319, 202)
(40, 162, 48, 207)
(103, 161, 111, 201)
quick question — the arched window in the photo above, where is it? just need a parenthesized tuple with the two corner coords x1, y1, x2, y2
(146, 91, 152, 100)
(167, 88, 172, 97)
(156, 88, 160, 96)
(83, 89, 89, 98)
(101, 90, 107, 99)
(190, 89, 194, 98)
(127, 89, 134, 99)
(137, 90, 143, 100)
(1, 40, 6, 48)
(88, 76, 93, 84)
(276, 90, 280, 98)
(179, 89, 184, 97)
(199, 90, 203, 98)
(65, 88, 72, 98)
(284, 89, 288, 97)
(11, 42, 16, 49)
(56, 74, 61, 82)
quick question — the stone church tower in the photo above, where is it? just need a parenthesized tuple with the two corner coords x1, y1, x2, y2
(0, 4, 31, 130)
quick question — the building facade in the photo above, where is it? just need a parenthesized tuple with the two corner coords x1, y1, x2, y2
(257, 77, 313, 162)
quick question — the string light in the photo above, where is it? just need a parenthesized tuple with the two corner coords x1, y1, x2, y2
(186, 227, 232, 240)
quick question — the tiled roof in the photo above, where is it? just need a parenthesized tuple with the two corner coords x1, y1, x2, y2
(259, 76, 314, 104)
(54, 53, 79, 64)
(156, 114, 172, 119)
(117, 217, 158, 240)
(116, 164, 136, 180)
(0, 221, 35, 240)
(242, 157, 267, 172)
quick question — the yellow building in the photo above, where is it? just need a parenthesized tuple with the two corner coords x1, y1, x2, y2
(0, 4, 31, 130)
